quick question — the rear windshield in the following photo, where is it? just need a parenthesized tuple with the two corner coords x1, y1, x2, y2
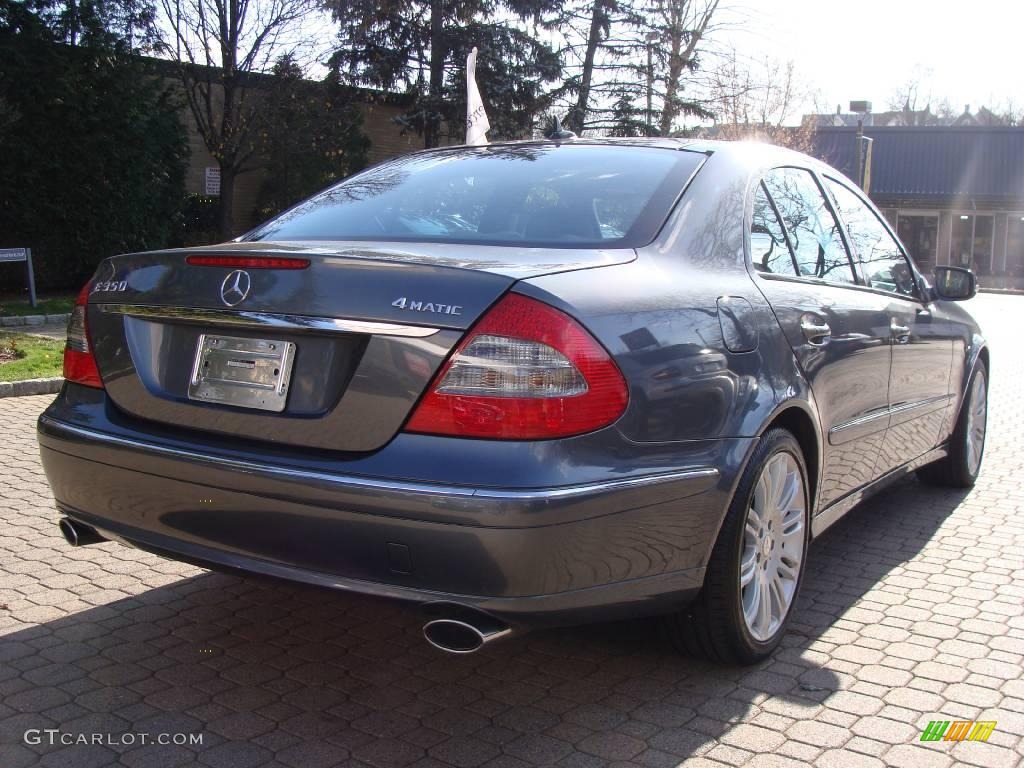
(246, 144, 705, 248)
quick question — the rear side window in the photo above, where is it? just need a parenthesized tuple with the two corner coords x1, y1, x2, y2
(751, 182, 796, 275)
(246, 145, 705, 249)
(826, 179, 918, 297)
(763, 168, 856, 285)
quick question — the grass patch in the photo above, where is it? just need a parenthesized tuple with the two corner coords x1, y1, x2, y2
(0, 293, 76, 317)
(0, 332, 64, 382)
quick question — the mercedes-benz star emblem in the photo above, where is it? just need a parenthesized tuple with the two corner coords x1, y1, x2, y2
(220, 269, 251, 307)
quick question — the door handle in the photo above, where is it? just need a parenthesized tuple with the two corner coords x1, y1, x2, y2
(890, 319, 911, 342)
(800, 315, 831, 345)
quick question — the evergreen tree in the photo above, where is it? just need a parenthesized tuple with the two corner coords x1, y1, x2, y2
(253, 55, 371, 221)
(327, 0, 561, 147)
(609, 90, 646, 136)
(0, 0, 187, 289)
(549, 0, 646, 135)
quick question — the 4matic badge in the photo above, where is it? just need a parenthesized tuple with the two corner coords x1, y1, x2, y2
(391, 297, 462, 316)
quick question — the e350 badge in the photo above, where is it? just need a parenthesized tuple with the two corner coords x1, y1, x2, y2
(91, 279, 128, 293)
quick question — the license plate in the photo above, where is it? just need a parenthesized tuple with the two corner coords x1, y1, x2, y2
(188, 334, 296, 412)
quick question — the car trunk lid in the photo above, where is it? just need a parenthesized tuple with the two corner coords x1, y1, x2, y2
(86, 242, 634, 452)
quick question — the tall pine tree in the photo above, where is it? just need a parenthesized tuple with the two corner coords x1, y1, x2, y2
(327, 0, 561, 147)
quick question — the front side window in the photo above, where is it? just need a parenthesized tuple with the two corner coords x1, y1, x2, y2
(762, 168, 855, 284)
(826, 179, 918, 297)
(246, 145, 705, 249)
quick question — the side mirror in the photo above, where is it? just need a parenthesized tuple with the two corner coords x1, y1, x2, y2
(933, 266, 976, 301)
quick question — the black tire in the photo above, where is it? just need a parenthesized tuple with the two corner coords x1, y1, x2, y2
(918, 362, 988, 489)
(666, 428, 811, 665)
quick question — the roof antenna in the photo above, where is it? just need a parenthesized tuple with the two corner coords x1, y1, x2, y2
(547, 116, 577, 141)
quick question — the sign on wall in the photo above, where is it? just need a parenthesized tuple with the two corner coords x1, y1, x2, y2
(0, 248, 37, 307)
(204, 167, 221, 196)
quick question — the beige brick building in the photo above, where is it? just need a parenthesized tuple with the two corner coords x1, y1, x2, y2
(175, 77, 428, 236)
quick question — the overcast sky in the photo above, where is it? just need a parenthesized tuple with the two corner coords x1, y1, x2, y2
(716, 0, 1021, 121)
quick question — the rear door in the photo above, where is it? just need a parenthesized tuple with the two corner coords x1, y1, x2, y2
(824, 177, 954, 471)
(751, 167, 893, 509)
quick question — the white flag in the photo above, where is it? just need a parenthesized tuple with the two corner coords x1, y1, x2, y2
(466, 47, 490, 146)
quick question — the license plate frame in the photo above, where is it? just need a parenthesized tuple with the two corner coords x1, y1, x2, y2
(187, 333, 296, 413)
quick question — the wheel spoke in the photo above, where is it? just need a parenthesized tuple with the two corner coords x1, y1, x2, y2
(777, 470, 799, 514)
(780, 518, 804, 549)
(743, 570, 761, 626)
(740, 548, 757, 587)
(771, 569, 793, 616)
(768, 574, 785, 621)
(752, 475, 768, 522)
(757, 575, 772, 631)
(777, 557, 799, 583)
(768, 456, 786, 510)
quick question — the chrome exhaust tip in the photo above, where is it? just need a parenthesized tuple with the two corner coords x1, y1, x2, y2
(58, 517, 104, 547)
(422, 603, 511, 654)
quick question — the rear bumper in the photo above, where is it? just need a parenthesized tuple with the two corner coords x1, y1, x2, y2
(38, 390, 748, 626)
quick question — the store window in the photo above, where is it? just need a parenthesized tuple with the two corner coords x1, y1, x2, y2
(897, 214, 939, 276)
(951, 214, 994, 275)
(1008, 215, 1024, 278)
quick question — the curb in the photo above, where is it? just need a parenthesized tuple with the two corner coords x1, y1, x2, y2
(0, 377, 64, 398)
(979, 288, 1024, 297)
(0, 313, 70, 327)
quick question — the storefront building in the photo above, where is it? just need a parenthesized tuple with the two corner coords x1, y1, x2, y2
(812, 127, 1024, 289)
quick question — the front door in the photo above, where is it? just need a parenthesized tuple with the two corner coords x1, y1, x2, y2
(825, 178, 954, 472)
(751, 168, 893, 509)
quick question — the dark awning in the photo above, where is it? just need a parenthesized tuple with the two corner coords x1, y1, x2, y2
(812, 127, 1024, 205)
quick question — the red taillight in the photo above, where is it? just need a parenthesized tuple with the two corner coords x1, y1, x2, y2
(63, 282, 103, 388)
(405, 294, 628, 439)
(186, 255, 310, 269)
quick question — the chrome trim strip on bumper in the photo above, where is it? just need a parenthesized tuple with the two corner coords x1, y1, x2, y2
(96, 304, 441, 338)
(39, 416, 720, 502)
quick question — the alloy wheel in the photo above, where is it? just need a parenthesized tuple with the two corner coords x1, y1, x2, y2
(965, 369, 987, 477)
(740, 451, 806, 642)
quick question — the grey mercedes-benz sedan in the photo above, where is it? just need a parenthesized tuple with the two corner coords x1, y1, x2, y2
(38, 139, 988, 663)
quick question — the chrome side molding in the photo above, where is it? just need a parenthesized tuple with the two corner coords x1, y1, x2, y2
(96, 303, 441, 338)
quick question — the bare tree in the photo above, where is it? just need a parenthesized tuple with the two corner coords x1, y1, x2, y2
(156, 0, 320, 238)
(705, 47, 814, 151)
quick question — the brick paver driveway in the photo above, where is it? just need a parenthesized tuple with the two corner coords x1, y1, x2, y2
(2, 295, 1022, 768)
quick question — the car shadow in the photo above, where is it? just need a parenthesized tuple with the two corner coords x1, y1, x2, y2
(1, 474, 966, 766)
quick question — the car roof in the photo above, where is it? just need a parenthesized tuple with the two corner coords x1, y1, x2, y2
(417, 137, 836, 177)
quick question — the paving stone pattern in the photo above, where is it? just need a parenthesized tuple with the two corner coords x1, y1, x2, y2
(1, 295, 1021, 767)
